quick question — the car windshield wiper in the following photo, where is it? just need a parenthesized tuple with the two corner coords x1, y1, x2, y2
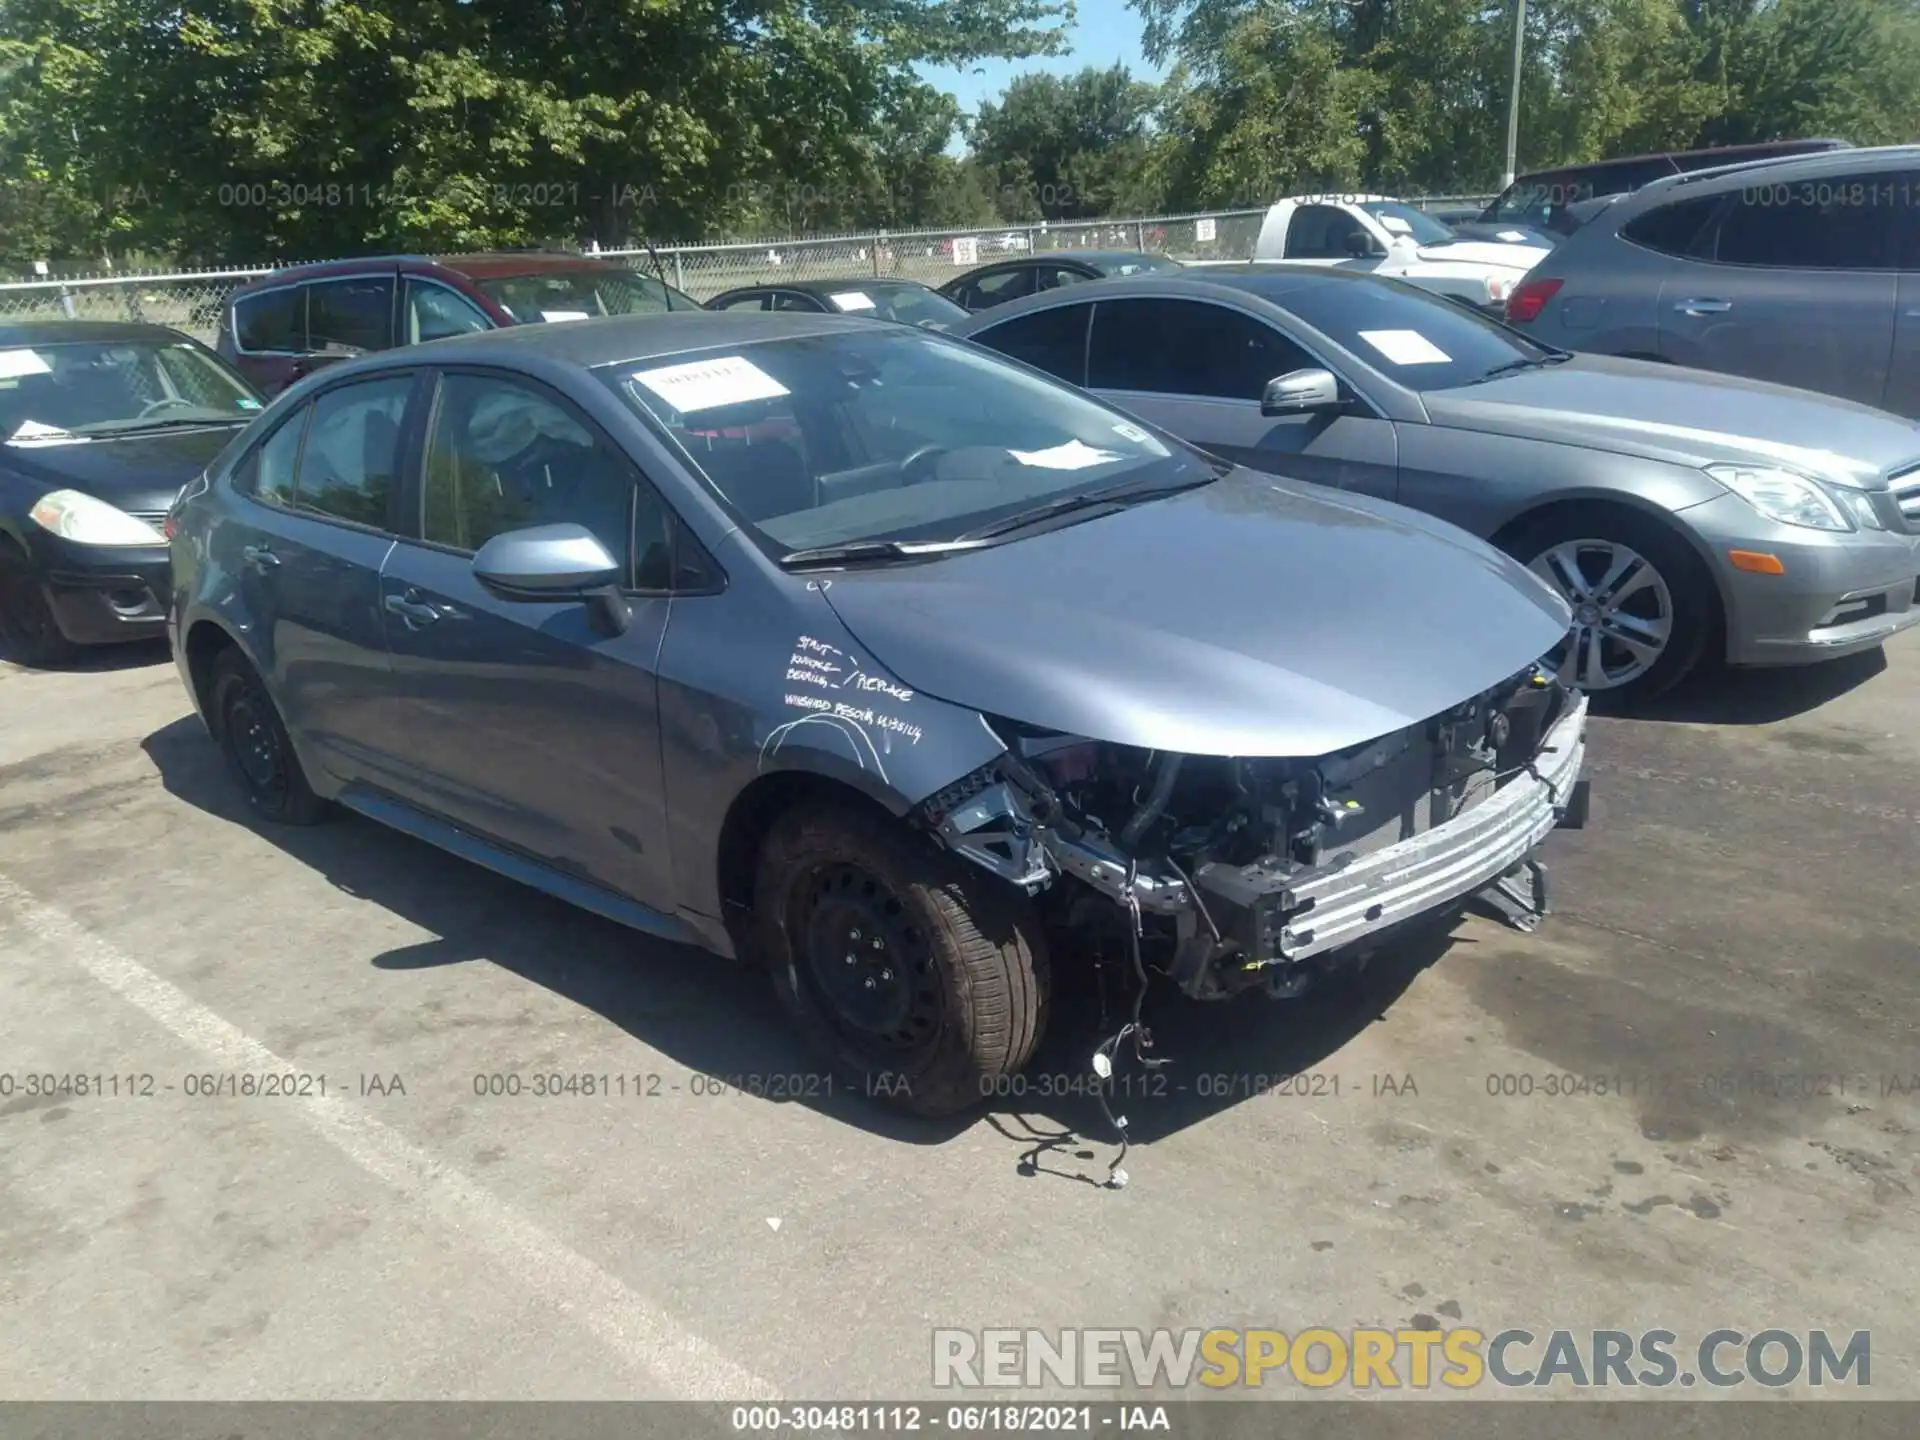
(80, 414, 248, 435)
(780, 537, 992, 570)
(1461, 352, 1570, 385)
(955, 473, 1218, 543)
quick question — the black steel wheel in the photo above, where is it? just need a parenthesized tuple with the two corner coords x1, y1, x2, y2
(754, 802, 1048, 1117)
(209, 649, 329, 825)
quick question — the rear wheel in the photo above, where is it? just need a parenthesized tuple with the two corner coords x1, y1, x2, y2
(1509, 507, 1715, 702)
(753, 803, 1049, 1117)
(0, 546, 79, 668)
(209, 649, 329, 825)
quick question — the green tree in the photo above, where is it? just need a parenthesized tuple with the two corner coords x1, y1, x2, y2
(969, 64, 1163, 220)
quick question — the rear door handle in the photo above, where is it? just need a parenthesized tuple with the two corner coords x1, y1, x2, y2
(241, 544, 280, 571)
(384, 590, 444, 627)
(1674, 298, 1732, 316)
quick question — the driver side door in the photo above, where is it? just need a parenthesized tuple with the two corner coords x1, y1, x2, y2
(1081, 297, 1398, 498)
(373, 366, 679, 911)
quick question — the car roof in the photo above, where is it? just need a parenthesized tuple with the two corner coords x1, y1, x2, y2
(0, 319, 196, 346)
(1513, 137, 1851, 182)
(367, 309, 878, 370)
(717, 277, 937, 296)
(1598, 143, 1920, 219)
(948, 266, 1406, 332)
(223, 250, 649, 298)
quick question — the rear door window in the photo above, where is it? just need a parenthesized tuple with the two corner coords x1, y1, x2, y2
(1709, 173, 1904, 270)
(972, 303, 1092, 385)
(234, 288, 303, 353)
(290, 376, 413, 528)
(308, 276, 396, 353)
(968, 268, 1036, 307)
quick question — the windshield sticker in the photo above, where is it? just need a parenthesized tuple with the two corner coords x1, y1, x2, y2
(1358, 329, 1453, 366)
(632, 355, 791, 413)
(1377, 214, 1413, 235)
(238, 397, 263, 409)
(0, 349, 51, 380)
(828, 291, 877, 311)
(540, 309, 591, 323)
(1111, 422, 1153, 445)
(1498, 230, 1530, 242)
(1010, 439, 1122, 470)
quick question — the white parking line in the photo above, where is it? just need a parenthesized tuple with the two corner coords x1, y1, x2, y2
(0, 870, 779, 1401)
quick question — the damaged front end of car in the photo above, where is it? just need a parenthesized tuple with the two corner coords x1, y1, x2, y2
(915, 662, 1591, 1002)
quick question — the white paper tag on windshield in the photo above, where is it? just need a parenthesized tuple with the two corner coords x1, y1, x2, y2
(9, 419, 81, 444)
(1498, 230, 1530, 242)
(1358, 329, 1452, 365)
(1111, 422, 1153, 445)
(1010, 439, 1121, 470)
(1378, 215, 1413, 235)
(632, 355, 790, 413)
(0, 349, 51, 379)
(541, 309, 591, 323)
(828, 291, 876, 311)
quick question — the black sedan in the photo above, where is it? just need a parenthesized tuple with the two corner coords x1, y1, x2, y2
(704, 278, 969, 329)
(938, 251, 1185, 313)
(0, 321, 264, 666)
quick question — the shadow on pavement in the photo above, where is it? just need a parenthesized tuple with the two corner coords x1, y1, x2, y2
(141, 714, 1456, 1177)
(0, 635, 171, 673)
(1601, 647, 1887, 726)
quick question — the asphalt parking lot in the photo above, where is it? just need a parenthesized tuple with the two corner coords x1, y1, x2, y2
(1, 633, 1916, 1401)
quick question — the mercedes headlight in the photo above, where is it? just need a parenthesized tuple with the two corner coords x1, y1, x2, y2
(1706, 465, 1850, 532)
(28, 489, 168, 546)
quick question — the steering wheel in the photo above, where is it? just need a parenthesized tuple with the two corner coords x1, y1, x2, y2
(897, 444, 949, 484)
(137, 396, 198, 419)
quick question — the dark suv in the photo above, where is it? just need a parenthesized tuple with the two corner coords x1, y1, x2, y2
(215, 251, 702, 396)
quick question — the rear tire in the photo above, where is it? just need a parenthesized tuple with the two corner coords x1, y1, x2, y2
(1505, 506, 1716, 703)
(209, 649, 329, 825)
(753, 802, 1049, 1117)
(0, 546, 79, 668)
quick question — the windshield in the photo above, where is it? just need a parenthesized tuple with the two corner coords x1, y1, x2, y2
(1276, 278, 1556, 390)
(604, 328, 1211, 555)
(474, 267, 700, 323)
(817, 284, 970, 329)
(1359, 201, 1456, 246)
(0, 339, 262, 442)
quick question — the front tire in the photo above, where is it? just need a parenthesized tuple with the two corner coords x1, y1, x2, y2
(753, 803, 1049, 1117)
(1509, 507, 1715, 702)
(209, 649, 329, 825)
(0, 547, 79, 668)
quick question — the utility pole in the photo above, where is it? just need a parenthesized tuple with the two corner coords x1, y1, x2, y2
(1501, 0, 1527, 190)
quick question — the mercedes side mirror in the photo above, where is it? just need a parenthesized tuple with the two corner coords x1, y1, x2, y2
(1260, 369, 1344, 417)
(472, 522, 632, 634)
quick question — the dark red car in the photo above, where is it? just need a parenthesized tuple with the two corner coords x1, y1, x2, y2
(214, 251, 703, 395)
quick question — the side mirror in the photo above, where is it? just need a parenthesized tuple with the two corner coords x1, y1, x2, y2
(472, 523, 631, 634)
(1341, 231, 1385, 259)
(1261, 369, 1345, 417)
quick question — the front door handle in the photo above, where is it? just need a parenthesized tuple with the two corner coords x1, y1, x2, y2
(384, 590, 444, 627)
(1674, 297, 1732, 316)
(241, 544, 280, 571)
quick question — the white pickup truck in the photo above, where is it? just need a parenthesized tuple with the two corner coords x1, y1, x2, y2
(1218, 194, 1552, 314)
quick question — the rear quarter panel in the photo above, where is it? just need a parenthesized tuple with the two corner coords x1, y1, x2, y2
(1525, 227, 1674, 358)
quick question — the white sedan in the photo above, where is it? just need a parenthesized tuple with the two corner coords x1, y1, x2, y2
(1240, 193, 1551, 313)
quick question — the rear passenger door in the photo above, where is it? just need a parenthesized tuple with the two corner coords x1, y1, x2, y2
(374, 367, 681, 911)
(220, 371, 419, 783)
(1082, 297, 1398, 497)
(1880, 196, 1920, 418)
(1657, 172, 1902, 407)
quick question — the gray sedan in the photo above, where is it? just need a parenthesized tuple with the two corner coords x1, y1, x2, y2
(955, 267, 1920, 700)
(167, 311, 1586, 1116)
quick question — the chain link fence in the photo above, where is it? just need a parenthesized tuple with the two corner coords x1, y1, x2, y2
(0, 199, 1495, 347)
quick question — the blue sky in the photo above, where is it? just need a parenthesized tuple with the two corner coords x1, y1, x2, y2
(913, 0, 1168, 155)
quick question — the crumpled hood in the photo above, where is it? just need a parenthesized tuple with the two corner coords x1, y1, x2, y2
(818, 470, 1572, 758)
(1422, 354, 1920, 485)
(1, 423, 244, 513)
(1411, 239, 1551, 272)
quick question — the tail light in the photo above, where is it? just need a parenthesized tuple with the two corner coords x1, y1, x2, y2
(163, 472, 210, 540)
(1505, 277, 1563, 325)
